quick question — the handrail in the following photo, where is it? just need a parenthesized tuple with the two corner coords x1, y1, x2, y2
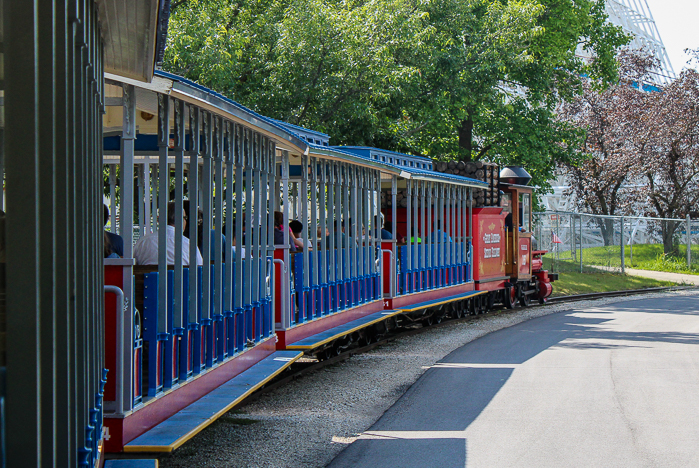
(381, 249, 394, 298)
(273, 259, 289, 329)
(104, 285, 125, 415)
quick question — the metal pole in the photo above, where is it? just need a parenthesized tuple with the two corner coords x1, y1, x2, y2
(687, 214, 692, 268)
(579, 214, 583, 273)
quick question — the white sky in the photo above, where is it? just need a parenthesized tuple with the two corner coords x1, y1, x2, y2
(643, 0, 698, 74)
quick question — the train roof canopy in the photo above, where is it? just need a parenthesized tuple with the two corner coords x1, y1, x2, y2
(98, 0, 170, 82)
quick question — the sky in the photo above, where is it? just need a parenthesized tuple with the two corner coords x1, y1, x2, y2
(642, 0, 698, 74)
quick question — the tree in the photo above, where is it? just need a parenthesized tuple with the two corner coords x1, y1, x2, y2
(559, 49, 657, 245)
(629, 61, 699, 255)
(163, 0, 629, 191)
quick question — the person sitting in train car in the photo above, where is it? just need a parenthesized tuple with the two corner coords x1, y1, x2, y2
(332, 219, 347, 248)
(290, 220, 313, 251)
(104, 232, 120, 259)
(183, 200, 226, 260)
(134, 201, 203, 266)
(273, 211, 298, 252)
(103, 204, 124, 258)
(428, 221, 452, 243)
(229, 219, 248, 259)
(316, 225, 330, 249)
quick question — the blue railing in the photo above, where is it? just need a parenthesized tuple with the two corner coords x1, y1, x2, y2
(291, 248, 381, 325)
(398, 241, 470, 295)
(138, 259, 273, 403)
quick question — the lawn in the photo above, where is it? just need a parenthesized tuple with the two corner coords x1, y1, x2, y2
(550, 269, 678, 297)
(542, 256, 680, 296)
(548, 243, 699, 275)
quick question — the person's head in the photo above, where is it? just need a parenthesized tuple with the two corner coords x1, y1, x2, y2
(104, 231, 113, 257)
(289, 220, 303, 236)
(103, 204, 110, 227)
(167, 201, 187, 231)
(274, 211, 284, 229)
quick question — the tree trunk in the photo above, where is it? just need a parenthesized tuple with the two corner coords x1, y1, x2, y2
(661, 220, 680, 256)
(598, 218, 616, 247)
(458, 115, 473, 161)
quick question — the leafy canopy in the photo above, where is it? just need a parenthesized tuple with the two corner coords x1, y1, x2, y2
(164, 0, 629, 191)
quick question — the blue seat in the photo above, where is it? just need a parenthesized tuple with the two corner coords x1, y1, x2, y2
(287, 310, 403, 350)
(124, 350, 303, 453)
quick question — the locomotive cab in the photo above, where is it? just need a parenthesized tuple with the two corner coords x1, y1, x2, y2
(499, 166, 555, 307)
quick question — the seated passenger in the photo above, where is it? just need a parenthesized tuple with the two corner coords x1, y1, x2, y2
(429, 221, 452, 243)
(103, 204, 124, 258)
(183, 200, 226, 260)
(290, 220, 313, 251)
(134, 201, 203, 266)
(273, 211, 297, 252)
(229, 220, 247, 259)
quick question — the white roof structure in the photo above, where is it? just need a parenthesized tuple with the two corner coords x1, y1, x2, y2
(604, 0, 675, 83)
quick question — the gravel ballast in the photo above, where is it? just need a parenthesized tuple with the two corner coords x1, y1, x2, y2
(158, 290, 695, 468)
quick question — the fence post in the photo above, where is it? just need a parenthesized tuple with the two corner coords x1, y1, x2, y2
(688, 214, 692, 268)
(579, 214, 583, 273)
(620, 216, 625, 274)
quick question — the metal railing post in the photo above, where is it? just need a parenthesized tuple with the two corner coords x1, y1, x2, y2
(620, 216, 625, 274)
(687, 214, 692, 268)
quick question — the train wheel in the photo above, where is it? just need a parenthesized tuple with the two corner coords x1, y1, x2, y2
(486, 292, 495, 311)
(520, 286, 531, 307)
(455, 303, 464, 319)
(504, 286, 516, 309)
(421, 315, 434, 327)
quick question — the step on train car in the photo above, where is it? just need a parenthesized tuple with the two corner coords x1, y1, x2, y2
(101, 71, 556, 455)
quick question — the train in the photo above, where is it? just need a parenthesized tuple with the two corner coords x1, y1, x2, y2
(100, 71, 557, 457)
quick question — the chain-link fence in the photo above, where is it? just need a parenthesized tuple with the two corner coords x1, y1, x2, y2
(534, 211, 699, 275)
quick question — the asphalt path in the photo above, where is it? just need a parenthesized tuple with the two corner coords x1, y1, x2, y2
(328, 294, 699, 468)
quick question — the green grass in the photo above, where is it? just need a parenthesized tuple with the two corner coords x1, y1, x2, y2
(551, 269, 677, 297)
(549, 243, 699, 275)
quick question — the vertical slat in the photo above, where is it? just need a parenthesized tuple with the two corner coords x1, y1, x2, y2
(251, 133, 262, 335)
(280, 150, 291, 328)
(319, 161, 328, 312)
(327, 162, 336, 310)
(300, 154, 309, 318)
(420, 181, 426, 289)
(173, 99, 185, 333)
(156, 94, 170, 336)
(54, 0, 74, 460)
(343, 164, 351, 307)
(224, 122, 234, 316)
(309, 157, 318, 314)
(188, 106, 200, 323)
(243, 130, 254, 338)
(406, 178, 412, 292)
(234, 125, 244, 336)
(201, 112, 214, 365)
(213, 117, 224, 355)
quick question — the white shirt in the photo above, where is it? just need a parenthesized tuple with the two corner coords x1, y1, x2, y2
(231, 245, 247, 259)
(296, 237, 313, 250)
(134, 225, 203, 266)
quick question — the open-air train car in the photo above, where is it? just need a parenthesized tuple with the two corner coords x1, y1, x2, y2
(100, 71, 490, 453)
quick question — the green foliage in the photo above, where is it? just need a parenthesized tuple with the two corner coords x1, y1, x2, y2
(550, 244, 699, 275)
(549, 269, 677, 297)
(164, 0, 629, 193)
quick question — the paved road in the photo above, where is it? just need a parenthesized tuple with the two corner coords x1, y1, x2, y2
(328, 294, 699, 468)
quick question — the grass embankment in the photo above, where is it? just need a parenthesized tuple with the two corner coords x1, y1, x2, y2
(543, 256, 679, 297)
(550, 270, 677, 297)
(576, 244, 699, 275)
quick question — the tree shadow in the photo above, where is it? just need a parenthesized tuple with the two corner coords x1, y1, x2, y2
(327, 294, 699, 467)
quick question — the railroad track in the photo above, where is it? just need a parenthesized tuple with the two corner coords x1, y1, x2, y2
(242, 285, 697, 406)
